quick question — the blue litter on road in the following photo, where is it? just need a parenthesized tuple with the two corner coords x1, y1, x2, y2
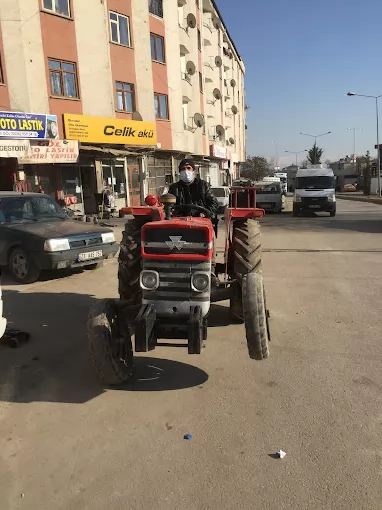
(184, 434, 192, 440)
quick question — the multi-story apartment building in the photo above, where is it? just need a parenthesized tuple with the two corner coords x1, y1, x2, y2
(0, 0, 246, 215)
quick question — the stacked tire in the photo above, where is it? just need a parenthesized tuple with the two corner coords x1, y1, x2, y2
(230, 219, 270, 360)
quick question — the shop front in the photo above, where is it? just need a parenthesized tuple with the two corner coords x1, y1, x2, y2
(0, 111, 62, 194)
(63, 114, 157, 212)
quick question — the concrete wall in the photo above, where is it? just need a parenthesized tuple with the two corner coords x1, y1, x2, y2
(74, 0, 114, 117)
(0, 0, 48, 113)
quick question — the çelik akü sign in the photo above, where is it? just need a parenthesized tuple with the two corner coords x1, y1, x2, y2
(0, 111, 59, 139)
(63, 114, 157, 146)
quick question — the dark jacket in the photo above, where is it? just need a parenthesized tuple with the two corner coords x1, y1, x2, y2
(168, 178, 219, 216)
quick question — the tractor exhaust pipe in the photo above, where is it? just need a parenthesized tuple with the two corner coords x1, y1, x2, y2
(160, 193, 177, 220)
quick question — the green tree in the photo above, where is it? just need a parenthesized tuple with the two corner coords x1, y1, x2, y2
(241, 156, 269, 182)
(307, 143, 324, 165)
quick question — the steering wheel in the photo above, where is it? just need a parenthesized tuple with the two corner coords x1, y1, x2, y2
(172, 204, 212, 218)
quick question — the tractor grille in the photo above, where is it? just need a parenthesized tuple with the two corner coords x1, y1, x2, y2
(142, 260, 210, 302)
(143, 227, 210, 255)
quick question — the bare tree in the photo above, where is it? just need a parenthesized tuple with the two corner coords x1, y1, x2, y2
(241, 156, 270, 182)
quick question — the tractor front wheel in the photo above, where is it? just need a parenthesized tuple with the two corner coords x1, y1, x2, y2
(88, 299, 134, 385)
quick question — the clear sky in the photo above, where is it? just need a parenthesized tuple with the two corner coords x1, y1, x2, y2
(217, 0, 382, 167)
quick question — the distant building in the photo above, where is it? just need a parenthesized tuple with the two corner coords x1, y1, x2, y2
(329, 157, 358, 190)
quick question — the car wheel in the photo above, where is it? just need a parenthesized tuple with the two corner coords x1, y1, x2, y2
(8, 247, 40, 284)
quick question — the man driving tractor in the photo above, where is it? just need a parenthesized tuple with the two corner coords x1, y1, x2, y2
(168, 159, 218, 218)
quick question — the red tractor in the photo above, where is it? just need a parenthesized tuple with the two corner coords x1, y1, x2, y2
(88, 186, 271, 384)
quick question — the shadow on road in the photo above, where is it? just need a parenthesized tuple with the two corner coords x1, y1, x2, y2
(0, 289, 208, 404)
(117, 357, 208, 392)
(208, 303, 232, 327)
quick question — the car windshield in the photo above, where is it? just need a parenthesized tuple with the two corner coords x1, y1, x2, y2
(211, 188, 226, 197)
(0, 196, 67, 224)
(255, 183, 281, 194)
(296, 176, 334, 189)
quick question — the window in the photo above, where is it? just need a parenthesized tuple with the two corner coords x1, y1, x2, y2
(199, 72, 203, 93)
(116, 82, 135, 112)
(197, 29, 201, 51)
(48, 59, 78, 98)
(149, 0, 163, 18)
(43, 0, 70, 17)
(154, 93, 169, 120)
(150, 33, 165, 63)
(110, 11, 131, 47)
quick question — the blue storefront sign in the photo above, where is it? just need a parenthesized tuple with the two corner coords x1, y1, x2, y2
(0, 111, 59, 140)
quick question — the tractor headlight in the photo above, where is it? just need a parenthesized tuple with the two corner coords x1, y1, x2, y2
(140, 270, 159, 290)
(327, 194, 336, 203)
(294, 194, 302, 203)
(191, 272, 210, 292)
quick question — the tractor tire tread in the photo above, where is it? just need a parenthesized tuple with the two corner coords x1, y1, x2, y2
(118, 219, 144, 303)
(88, 299, 133, 385)
(242, 273, 270, 360)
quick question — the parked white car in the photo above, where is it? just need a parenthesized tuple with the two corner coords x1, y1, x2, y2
(0, 271, 6, 339)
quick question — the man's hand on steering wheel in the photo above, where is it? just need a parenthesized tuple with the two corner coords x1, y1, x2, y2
(172, 204, 212, 218)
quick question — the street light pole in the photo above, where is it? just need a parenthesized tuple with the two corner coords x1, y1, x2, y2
(285, 149, 308, 168)
(376, 98, 380, 195)
(272, 141, 279, 170)
(300, 131, 332, 145)
(347, 92, 382, 196)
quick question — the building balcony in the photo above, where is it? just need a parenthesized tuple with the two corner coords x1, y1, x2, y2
(202, 0, 214, 13)
(179, 27, 191, 55)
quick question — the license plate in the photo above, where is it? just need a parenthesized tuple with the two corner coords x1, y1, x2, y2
(261, 204, 271, 208)
(78, 250, 102, 261)
(309, 205, 321, 209)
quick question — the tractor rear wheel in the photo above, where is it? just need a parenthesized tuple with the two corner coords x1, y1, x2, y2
(230, 219, 262, 322)
(242, 273, 270, 360)
(118, 219, 144, 306)
(230, 219, 270, 359)
(88, 299, 134, 385)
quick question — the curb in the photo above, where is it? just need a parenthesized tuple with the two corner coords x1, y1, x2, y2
(336, 195, 382, 205)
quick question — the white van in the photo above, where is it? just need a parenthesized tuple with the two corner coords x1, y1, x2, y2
(293, 166, 336, 217)
(211, 186, 230, 213)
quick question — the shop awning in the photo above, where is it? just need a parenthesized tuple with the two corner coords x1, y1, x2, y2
(79, 144, 145, 157)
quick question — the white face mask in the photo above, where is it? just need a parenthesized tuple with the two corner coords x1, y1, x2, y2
(180, 170, 195, 184)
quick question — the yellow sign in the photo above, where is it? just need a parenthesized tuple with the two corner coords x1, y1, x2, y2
(63, 114, 157, 146)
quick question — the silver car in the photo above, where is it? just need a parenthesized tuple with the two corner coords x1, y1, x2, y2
(254, 181, 285, 213)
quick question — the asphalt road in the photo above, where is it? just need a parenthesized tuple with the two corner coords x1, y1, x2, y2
(1, 199, 382, 510)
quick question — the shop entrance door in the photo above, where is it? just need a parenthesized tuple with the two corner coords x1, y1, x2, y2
(127, 165, 140, 206)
